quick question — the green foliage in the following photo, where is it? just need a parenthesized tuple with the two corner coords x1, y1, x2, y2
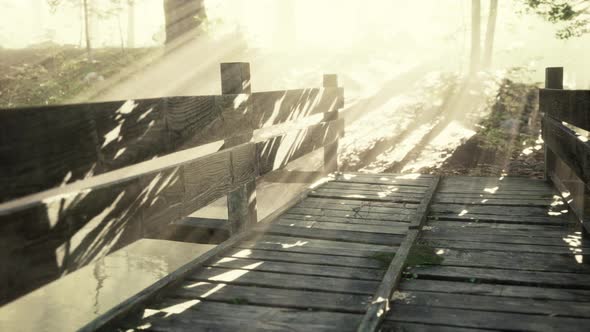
(405, 244, 444, 267)
(370, 252, 396, 268)
(230, 297, 250, 305)
(522, 0, 590, 39)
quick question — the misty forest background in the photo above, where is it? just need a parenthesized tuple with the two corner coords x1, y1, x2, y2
(1, 0, 589, 177)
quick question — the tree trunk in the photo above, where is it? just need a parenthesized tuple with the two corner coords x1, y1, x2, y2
(163, 0, 206, 44)
(127, 0, 136, 48)
(469, 0, 481, 75)
(83, 0, 92, 60)
(482, 0, 498, 69)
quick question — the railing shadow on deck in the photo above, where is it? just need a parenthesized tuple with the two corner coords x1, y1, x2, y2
(0, 62, 344, 305)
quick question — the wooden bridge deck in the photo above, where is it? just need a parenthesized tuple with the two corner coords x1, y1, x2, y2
(111, 174, 590, 332)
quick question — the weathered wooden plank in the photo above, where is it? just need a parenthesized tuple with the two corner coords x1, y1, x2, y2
(286, 210, 415, 224)
(434, 191, 557, 199)
(276, 218, 409, 235)
(441, 176, 552, 186)
(237, 235, 396, 257)
(540, 88, 590, 131)
(288, 206, 415, 220)
(399, 279, 590, 302)
(301, 197, 419, 209)
(322, 182, 428, 194)
(93, 99, 169, 170)
(333, 174, 433, 187)
(357, 176, 440, 332)
(421, 239, 588, 255)
(311, 188, 425, 199)
(258, 224, 405, 246)
(0, 177, 144, 306)
(170, 281, 372, 313)
(206, 257, 385, 280)
(121, 300, 361, 332)
(180, 150, 236, 218)
(434, 197, 562, 207)
(421, 229, 584, 247)
(164, 95, 230, 149)
(282, 214, 411, 227)
(187, 267, 379, 295)
(309, 192, 422, 204)
(78, 229, 258, 332)
(256, 119, 343, 175)
(544, 116, 590, 186)
(139, 166, 186, 237)
(407, 265, 590, 289)
(0, 103, 102, 202)
(250, 87, 343, 126)
(425, 248, 590, 274)
(424, 222, 572, 237)
(393, 290, 590, 318)
(429, 219, 568, 232)
(223, 248, 387, 269)
(381, 322, 492, 332)
(429, 213, 569, 226)
(385, 304, 590, 331)
(430, 204, 569, 217)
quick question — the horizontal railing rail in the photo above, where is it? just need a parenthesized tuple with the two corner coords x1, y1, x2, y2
(0, 62, 344, 305)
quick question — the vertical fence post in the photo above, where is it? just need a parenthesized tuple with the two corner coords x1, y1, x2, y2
(543, 67, 563, 182)
(221, 62, 258, 234)
(323, 74, 340, 173)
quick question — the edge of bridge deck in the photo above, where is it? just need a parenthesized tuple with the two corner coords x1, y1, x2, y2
(83, 172, 433, 331)
(80, 186, 319, 332)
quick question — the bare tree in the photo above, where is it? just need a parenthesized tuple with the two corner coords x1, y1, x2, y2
(163, 0, 206, 44)
(127, 0, 135, 48)
(469, 0, 481, 75)
(482, 0, 498, 69)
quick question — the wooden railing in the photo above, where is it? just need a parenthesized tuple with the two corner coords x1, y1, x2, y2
(540, 67, 590, 232)
(0, 62, 344, 304)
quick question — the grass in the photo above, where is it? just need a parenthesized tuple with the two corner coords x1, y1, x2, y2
(405, 244, 444, 267)
(370, 243, 443, 269)
(370, 252, 396, 268)
(0, 47, 153, 108)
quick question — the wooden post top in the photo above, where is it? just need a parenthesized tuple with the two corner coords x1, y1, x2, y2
(323, 74, 338, 88)
(221, 62, 251, 94)
(545, 67, 564, 89)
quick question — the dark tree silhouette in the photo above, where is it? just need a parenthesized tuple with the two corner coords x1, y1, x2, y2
(163, 0, 206, 44)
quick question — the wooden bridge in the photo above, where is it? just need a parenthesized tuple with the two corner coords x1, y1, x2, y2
(1, 65, 590, 331)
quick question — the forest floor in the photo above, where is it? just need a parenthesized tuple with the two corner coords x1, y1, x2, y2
(0, 46, 544, 178)
(339, 70, 544, 179)
(0, 46, 153, 108)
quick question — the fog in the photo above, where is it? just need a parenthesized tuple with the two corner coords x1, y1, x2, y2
(2, 0, 589, 94)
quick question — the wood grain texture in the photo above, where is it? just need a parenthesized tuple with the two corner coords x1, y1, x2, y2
(256, 119, 344, 175)
(0, 103, 101, 202)
(385, 305, 590, 332)
(121, 300, 361, 332)
(237, 235, 397, 258)
(207, 257, 384, 281)
(187, 267, 379, 295)
(540, 88, 590, 131)
(399, 279, 590, 302)
(356, 176, 440, 332)
(543, 116, 590, 186)
(170, 281, 372, 313)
